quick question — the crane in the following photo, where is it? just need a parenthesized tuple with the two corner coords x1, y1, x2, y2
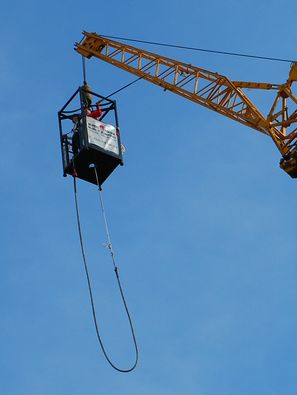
(75, 31, 297, 178)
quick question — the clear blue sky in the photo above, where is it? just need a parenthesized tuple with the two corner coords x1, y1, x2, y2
(1, 1, 297, 394)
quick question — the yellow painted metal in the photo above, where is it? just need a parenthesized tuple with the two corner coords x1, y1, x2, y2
(232, 81, 280, 90)
(288, 63, 297, 82)
(75, 32, 297, 177)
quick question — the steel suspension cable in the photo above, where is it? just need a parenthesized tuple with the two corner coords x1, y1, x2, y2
(73, 173, 139, 373)
(105, 76, 144, 99)
(101, 34, 296, 63)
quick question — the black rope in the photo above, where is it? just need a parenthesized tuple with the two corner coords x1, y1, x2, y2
(101, 34, 296, 64)
(73, 174, 138, 373)
(105, 76, 144, 99)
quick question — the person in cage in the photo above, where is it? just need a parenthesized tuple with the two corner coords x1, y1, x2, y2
(88, 102, 102, 119)
(81, 82, 102, 120)
(81, 82, 92, 108)
(69, 83, 103, 157)
(71, 114, 80, 156)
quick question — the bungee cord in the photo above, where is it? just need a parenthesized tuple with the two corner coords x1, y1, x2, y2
(73, 170, 139, 373)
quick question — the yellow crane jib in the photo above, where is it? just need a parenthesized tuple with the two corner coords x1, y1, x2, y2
(75, 31, 297, 178)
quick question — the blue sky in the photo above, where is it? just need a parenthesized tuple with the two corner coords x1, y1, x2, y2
(1, 1, 297, 394)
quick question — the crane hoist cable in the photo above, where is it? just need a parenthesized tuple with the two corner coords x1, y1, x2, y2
(72, 167, 139, 373)
(82, 55, 87, 84)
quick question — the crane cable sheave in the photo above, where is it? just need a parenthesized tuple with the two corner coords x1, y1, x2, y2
(75, 31, 297, 178)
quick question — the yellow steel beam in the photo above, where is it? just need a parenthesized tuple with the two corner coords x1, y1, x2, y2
(232, 81, 281, 90)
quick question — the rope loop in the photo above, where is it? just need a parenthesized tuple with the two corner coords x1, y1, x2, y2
(72, 172, 139, 373)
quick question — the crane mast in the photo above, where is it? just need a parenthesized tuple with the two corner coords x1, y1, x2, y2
(75, 31, 297, 178)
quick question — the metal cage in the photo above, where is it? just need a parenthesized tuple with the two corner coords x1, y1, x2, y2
(58, 86, 123, 186)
